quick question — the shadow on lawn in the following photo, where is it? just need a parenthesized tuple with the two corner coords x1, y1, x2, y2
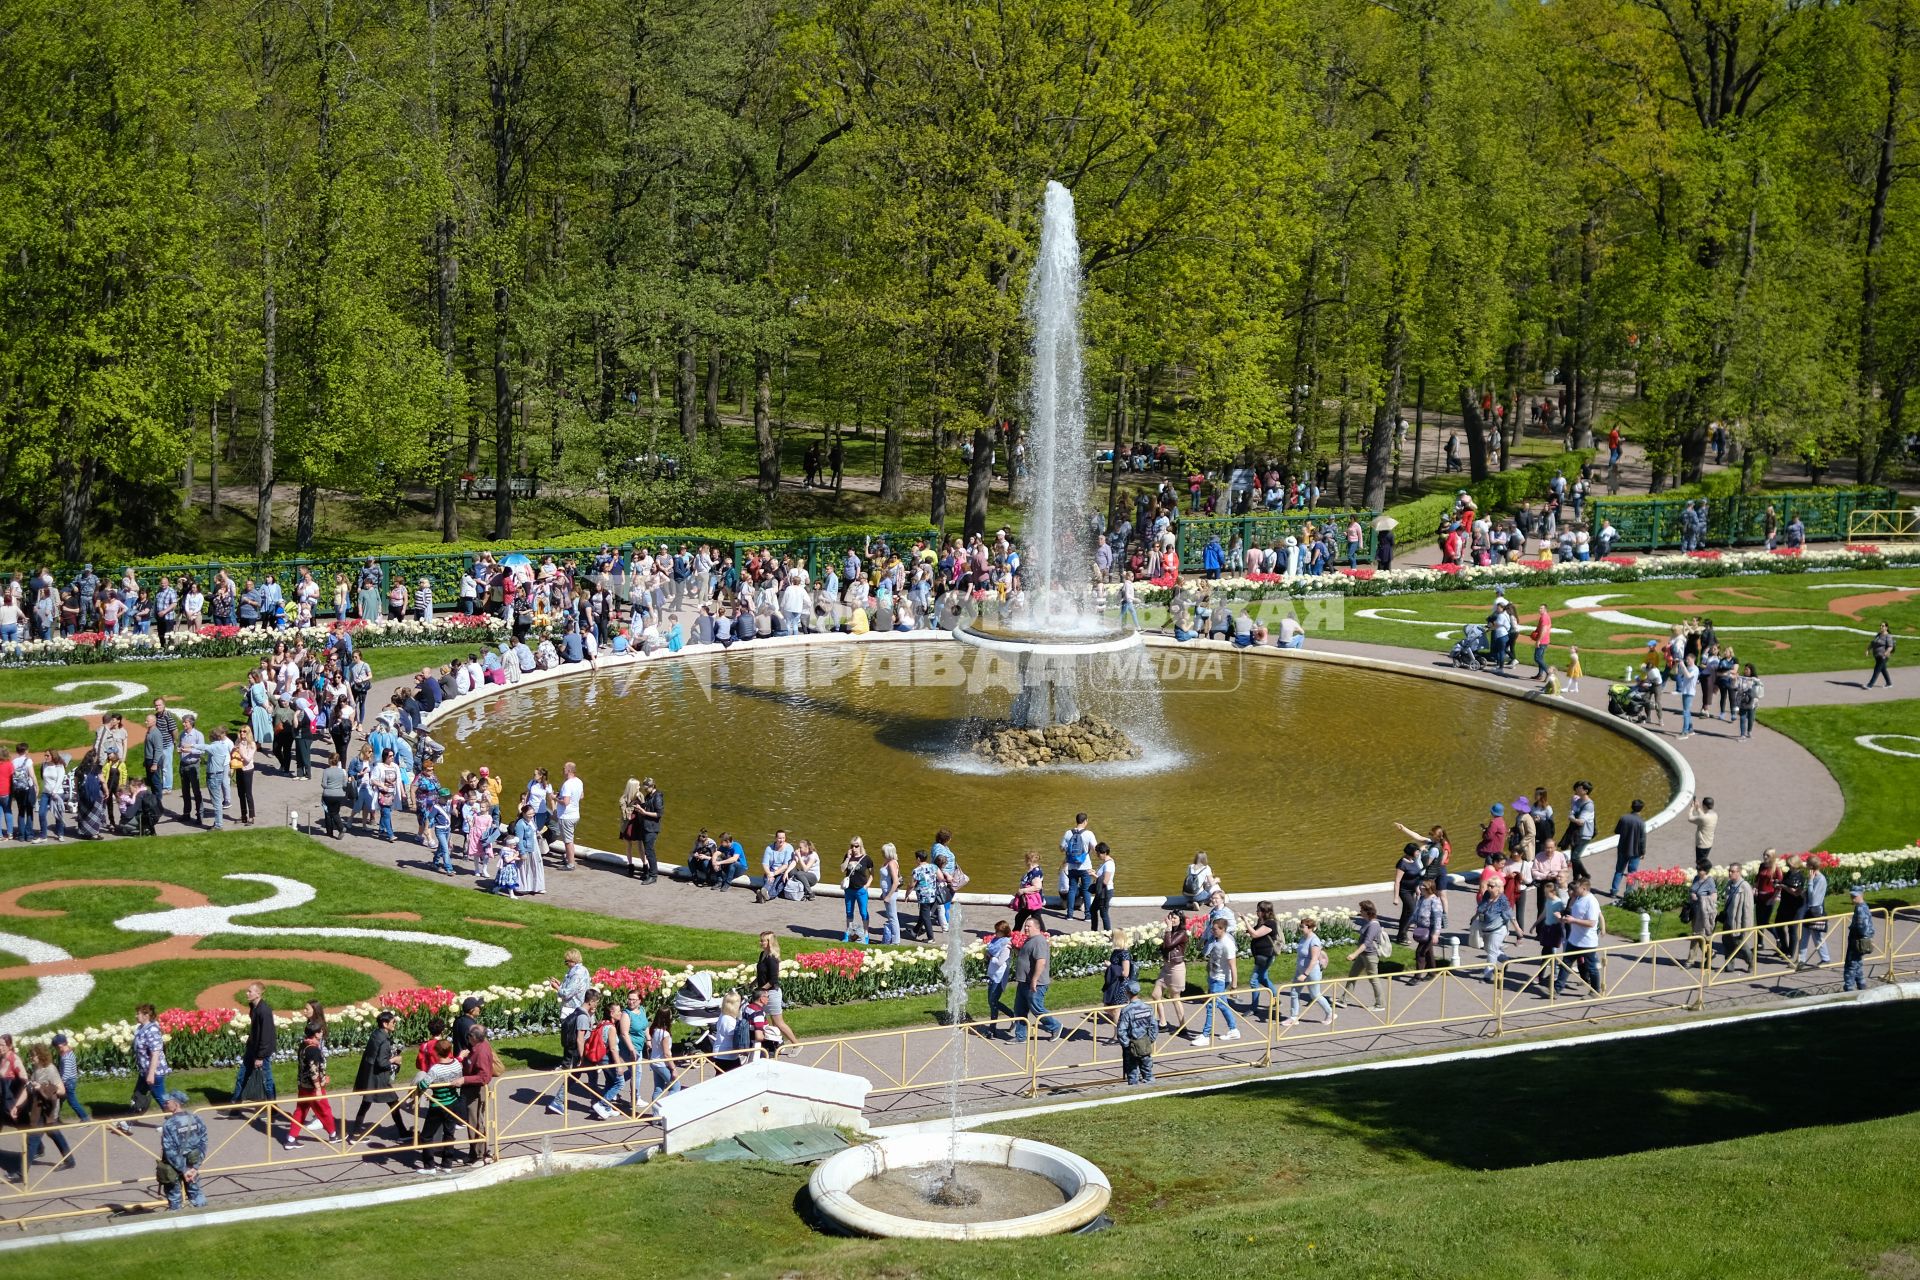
(1203, 1002, 1920, 1171)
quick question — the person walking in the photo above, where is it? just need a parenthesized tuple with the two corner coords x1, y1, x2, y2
(1797, 860, 1831, 968)
(1721, 863, 1757, 974)
(351, 1010, 409, 1142)
(1011, 918, 1063, 1043)
(1473, 885, 1516, 982)
(284, 1023, 339, 1149)
(1684, 864, 1719, 971)
(1246, 902, 1280, 1017)
(984, 920, 1016, 1034)
(1089, 842, 1117, 931)
(232, 982, 278, 1107)
(1844, 884, 1876, 991)
(1552, 879, 1604, 997)
(1281, 917, 1335, 1027)
(410, 1040, 466, 1171)
(1609, 799, 1648, 897)
(1337, 901, 1388, 1011)
(1410, 879, 1446, 978)
(877, 841, 902, 945)
(1154, 910, 1189, 1032)
(642, 1006, 680, 1110)
(1866, 622, 1895, 688)
(1189, 917, 1242, 1045)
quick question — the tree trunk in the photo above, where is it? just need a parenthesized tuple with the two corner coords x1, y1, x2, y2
(181, 403, 194, 506)
(1459, 386, 1491, 482)
(295, 483, 318, 550)
(965, 425, 993, 541)
(1500, 341, 1523, 470)
(1411, 372, 1425, 484)
(753, 349, 777, 528)
(676, 331, 698, 448)
(703, 339, 722, 435)
(207, 401, 220, 516)
(436, 209, 460, 542)
(492, 275, 514, 540)
(1335, 372, 1351, 505)
(56, 433, 94, 565)
(1363, 312, 1405, 510)
(880, 390, 905, 503)
(1569, 212, 1597, 450)
(1862, 17, 1907, 482)
(257, 262, 277, 556)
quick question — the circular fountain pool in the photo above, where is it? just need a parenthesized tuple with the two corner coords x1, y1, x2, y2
(809, 1132, 1110, 1239)
(440, 637, 1675, 893)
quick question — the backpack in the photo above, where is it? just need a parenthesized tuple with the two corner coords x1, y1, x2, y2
(1181, 869, 1201, 900)
(732, 1014, 758, 1053)
(578, 1014, 611, 1064)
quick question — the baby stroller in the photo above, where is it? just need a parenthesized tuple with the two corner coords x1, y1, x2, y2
(1449, 622, 1488, 670)
(671, 971, 723, 1057)
(1607, 682, 1652, 724)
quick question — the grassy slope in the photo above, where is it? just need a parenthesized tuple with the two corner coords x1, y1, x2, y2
(1759, 697, 1920, 851)
(46, 1003, 1920, 1280)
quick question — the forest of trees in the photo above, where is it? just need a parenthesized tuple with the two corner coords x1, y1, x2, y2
(3, 0, 1917, 562)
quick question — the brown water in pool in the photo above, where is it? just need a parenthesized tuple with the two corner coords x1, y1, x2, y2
(441, 644, 1670, 893)
(846, 1164, 1068, 1222)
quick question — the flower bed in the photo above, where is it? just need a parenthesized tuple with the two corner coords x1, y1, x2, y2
(1104, 545, 1920, 606)
(50, 912, 1361, 1076)
(1618, 845, 1920, 914)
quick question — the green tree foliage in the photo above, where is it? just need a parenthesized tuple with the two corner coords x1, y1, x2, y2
(1, 0, 1914, 561)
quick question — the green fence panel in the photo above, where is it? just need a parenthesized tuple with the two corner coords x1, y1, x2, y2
(1174, 510, 1378, 568)
(1590, 488, 1895, 551)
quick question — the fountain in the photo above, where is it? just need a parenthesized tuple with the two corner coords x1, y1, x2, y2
(805, 182, 1116, 1240)
(953, 180, 1155, 770)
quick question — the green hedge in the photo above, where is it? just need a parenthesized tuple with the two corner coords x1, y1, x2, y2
(1383, 450, 1594, 540)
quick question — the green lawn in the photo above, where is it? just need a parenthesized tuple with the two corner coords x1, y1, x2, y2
(1306, 565, 1920, 676)
(0, 644, 465, 754)
(0, 829, 759, 1032)
(43, 1002, 1920, 1279)
(1758, 697, 1920, 851)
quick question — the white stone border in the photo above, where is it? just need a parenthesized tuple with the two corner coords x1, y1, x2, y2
(418, 628, 1691, 907)
(806, 1131, 1110, 1240)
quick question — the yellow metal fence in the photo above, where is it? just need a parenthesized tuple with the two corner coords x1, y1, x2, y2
(2, 906, 1904, 1229)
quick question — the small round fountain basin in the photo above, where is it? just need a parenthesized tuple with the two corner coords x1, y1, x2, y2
(809, 1132, 1111, 1240)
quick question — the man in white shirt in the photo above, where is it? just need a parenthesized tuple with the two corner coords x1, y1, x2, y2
(556, 762, 584, 871)
(1059, 813, 1096, 921)
(1553, 879, 1603, 996)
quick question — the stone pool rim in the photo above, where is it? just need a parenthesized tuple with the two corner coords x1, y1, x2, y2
(806, 1131, 1112, 1240)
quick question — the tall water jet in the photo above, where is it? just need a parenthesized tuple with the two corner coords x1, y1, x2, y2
(1021, 180, 1095, 627)
(952, 179, 1163, 764)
